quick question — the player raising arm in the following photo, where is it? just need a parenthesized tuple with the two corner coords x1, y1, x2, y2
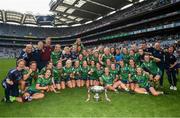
(20, 61, 39, 93)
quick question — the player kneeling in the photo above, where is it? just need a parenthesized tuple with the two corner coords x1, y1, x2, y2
(62, 60, 74, 88)
(52, 61, 63, 91)
(88, 60, 97, 86)
(118, 60, 130, 92)
(73, 60, 81, 87)
(94, 63, 103, 86)
(81, 61, 90, 88)
(133, 67, 163, 96)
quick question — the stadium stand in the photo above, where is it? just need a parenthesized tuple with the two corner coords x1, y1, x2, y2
(0, 0, 179, 56)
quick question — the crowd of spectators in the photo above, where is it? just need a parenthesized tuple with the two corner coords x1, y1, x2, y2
(0, 0, 177, 38)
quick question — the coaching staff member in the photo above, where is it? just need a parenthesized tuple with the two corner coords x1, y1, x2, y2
(165, 46, 178, 91)
(152, 42, 165, 88)
(18, 44, 33, 66)
(32, 41, 44, 70)
(41, 37, 52, 68)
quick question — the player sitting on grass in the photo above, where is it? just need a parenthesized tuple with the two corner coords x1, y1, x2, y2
(10, 69, 58, 102)
(100, 67, 121, 92)
(141, 54, 162, 88)
(133, 67, 164, 96)
(40, 61, 62, 91)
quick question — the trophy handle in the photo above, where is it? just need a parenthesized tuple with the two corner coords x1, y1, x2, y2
(86, 88, 91, 102)
(104, 89, 111, 102)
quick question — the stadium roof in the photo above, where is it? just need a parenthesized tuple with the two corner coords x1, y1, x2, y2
(0, 0, 144, 27)
(50, 0, 141, 26)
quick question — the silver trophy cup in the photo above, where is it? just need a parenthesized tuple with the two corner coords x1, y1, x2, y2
(86, 86, 111, 102)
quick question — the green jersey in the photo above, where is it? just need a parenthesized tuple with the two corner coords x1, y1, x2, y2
(110, 69, 119, 79)
(128, 66, 136, 78)
(51, 51, 61, 65)
(101, 74, 114, 85)
(27, 77, 52, 93)
(133, 74, 150, 88)
(88, 54, 93, 61)
(36, 77, 52, 86)
(102, 54, 114, 63)
(23, 69, 39, 85)
(94, 57, 99, 64)
(99, 50, 103, 55)
(95, 68, 104, 79)
(39, 67, 46, 75)
(89, 66, 97, 80)
(27, 84, 38, 93)
(79, 60, 83, 66)
(74, 66, 81, 78)
(89, 55, 99, 63)
(119, 65, 129, 81)
(134, 53, 141, 65)
(62, 67, 74, 78)
(82, 56, 88, 61)
(53, 67, 61, 81)
(101, 61, 111, 68)
(123, 54, 130, 64)
(58, 68, 63, 77)
(81, 66, 90, 78)
(141, 60, 161, 76)
(129, 55, 135, 60)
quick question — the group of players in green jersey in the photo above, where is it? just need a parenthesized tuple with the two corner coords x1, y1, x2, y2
(9, 38, 167, 103)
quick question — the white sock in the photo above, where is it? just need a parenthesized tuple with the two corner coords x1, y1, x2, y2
(144, 92, 148, 94)
(125, 88, 129, 91)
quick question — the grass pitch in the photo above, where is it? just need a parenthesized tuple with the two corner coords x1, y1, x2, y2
(0, 58, 179, 117)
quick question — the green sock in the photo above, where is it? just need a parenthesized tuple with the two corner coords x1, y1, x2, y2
(10, 96, 16, 102)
